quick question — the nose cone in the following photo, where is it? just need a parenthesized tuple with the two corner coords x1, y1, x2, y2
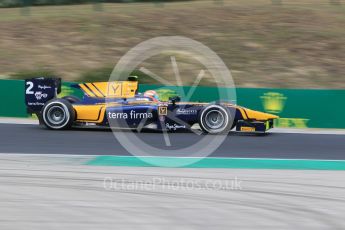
(264, 112, 279, 120)
(243, 108, 279, 120)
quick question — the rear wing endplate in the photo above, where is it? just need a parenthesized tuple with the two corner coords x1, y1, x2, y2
(25, 78, 61, 113)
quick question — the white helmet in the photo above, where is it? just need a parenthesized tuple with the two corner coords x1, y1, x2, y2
(143, 90, 159, 101)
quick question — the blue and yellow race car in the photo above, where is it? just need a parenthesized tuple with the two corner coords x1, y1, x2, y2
(25, 77, 278, 134)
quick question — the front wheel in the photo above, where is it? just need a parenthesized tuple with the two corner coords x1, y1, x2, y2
(41, 99, 75, 130)
(198, 105, 233, 134)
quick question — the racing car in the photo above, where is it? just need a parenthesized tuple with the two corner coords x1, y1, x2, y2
(24, 77, 278, 134)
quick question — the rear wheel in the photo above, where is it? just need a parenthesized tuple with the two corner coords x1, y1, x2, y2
(198, 105, 232, 134)
(41, 99, 75, 130)
(36, 112, 44, 126)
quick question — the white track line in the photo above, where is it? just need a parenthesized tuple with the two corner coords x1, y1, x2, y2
(0, 118, 38, 125)
(270, 128, 345, 135)
(1, 153, 345, 162)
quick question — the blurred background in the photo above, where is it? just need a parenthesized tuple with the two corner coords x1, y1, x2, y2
(0, 0, 344, 88)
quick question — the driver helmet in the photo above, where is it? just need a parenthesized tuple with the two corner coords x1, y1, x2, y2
(144, 90, 159, 102)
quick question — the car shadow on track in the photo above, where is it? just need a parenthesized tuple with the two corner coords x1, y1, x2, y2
(69, 125, 273, 137)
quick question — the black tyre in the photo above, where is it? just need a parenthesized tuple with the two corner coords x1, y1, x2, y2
(198, 105, 232, 134)
(231, 120, 237, 130)
(41, 99, 75, 130)
(62, 95, 81, 104)
(36, 112, 44, 126)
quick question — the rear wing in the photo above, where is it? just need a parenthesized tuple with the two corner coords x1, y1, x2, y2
(25, 77, 138, 113)
(25, 78, 61, 113)
(78, 81, 138, 98)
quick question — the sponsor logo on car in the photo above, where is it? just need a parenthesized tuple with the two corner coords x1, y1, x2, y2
(28, 102, 45, 106)
(34, 91, 48, 100)
(166, 123, 186, 130)
(176, 108, 197, 115)
(158, 106, 168, 116)
(240, 126, 256, 132)
(108, 110, 153, 119)
(38, 85, 52, 90)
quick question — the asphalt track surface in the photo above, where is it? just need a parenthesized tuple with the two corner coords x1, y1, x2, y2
(1, 123, 345, 160)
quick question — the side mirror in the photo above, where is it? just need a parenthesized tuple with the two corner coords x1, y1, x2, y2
(169, 96, 181, 105)
(128, 76, 138, 81)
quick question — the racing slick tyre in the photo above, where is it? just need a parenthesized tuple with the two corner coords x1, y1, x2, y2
(36, 113, 44, 126)
(62, 95, 81, 104)
(198, 105, 232, 134)
(41, 99, 75, 130)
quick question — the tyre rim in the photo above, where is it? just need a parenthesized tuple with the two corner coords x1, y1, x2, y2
(47, 106, 66, 125)
(204, 110, 225, 130)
